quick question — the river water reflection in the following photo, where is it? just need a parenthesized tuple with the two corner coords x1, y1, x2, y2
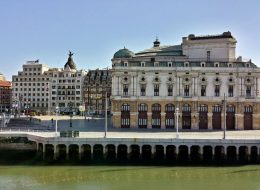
(0, 165, 260, 190)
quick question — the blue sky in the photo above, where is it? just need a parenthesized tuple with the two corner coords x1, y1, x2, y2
(1, 0, 260, 80)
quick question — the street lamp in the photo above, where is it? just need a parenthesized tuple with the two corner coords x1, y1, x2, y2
(175, 107, 179, 139)
(55, 106, 59, 137)
(68, 101, 73, 128)
(104, 92, 108, 138)
(222, 93, 227, 139)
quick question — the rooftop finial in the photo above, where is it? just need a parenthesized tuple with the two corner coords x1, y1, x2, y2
(153, 36, 160, 47)
(69, 51, 74, 57)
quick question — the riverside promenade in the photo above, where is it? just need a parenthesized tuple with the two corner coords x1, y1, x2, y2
(0, 115, 260, 162)
(1, 130, 260, 162)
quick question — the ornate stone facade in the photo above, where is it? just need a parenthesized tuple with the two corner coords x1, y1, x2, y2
(83, 69, 111, 115)
(12, 53, 87, 114)
(111, 32, 260, 130)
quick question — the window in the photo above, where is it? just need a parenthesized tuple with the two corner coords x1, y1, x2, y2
(246, 86, 251, 97)
(228, 85, 233, 97)
(154, 84, 159, 96)
(138, 104, 148, 128)
(124, 62, 128, 67)
(207, 51, 210, 62)
(184, 85, 189, 97)
(201, 85, 206, 96)
(138, 118, 147, 126)
(215, 85, 220, 97)
(121, 104, 130, 128)
(138, 103, 148, 111)
(168, 85, 173, 96)
(123, 84, 128, 96)
(168, 62, 172, 67)
(140, 84, 146, 96)
(182, 104, 191, 112)
(213, 104, 221, 112)
(165, 104, 175, 112)
(141, 62, 145, 67)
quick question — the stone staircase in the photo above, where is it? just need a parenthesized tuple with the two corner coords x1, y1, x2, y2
(5, 118, 52, 131)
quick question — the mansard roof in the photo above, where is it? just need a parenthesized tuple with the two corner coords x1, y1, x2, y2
(135, 45, 183, 57)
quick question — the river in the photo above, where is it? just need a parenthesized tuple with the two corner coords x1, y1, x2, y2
(0, 165, 260, 190)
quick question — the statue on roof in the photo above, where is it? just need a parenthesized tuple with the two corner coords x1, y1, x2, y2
(69, 51, 74, 57)
(64, 51, 77, 70)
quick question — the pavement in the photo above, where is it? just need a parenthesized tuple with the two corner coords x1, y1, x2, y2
(1, 115, 260, 140)
(1, 130, 260, 140)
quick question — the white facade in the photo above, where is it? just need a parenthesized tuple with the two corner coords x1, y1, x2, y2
(12, 56, 87, 114)
(12, 61, 51, 113)
(111, 32, 260, 130)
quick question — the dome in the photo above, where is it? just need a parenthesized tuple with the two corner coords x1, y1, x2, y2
(113, 47, 134, 58)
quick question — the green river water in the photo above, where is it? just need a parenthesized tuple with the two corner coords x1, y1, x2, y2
(0, 165, 260, 190)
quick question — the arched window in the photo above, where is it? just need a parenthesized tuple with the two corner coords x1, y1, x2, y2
(152, 103, 161, 111)
(199, 104, 208, 129)
(182, 104, 191, 112)
(152, 103, 161, 128)
(182, 104, 191, 129)
(165, 104, 175, 112)
(212, 104, 221, 130)
(138, 103, 148, 112)
(121, 104, 130, 128)
(138, 104, 148, 128)
(244, 105, 253, 113)
(165, 104, 175, 128)
(226, 105, 235, 130)
(244, 105, 253, 130)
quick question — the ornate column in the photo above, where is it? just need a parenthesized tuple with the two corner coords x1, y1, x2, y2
(236, 102, 243, 130)
(207, 104, 213, 130)
(191, 113, 199, 130)
(207, 113, 213, 130)
(147, 112, 152, 129)
(161, 112, 166, 129)
(130, 112, 138, 128)
(191, 102, 198, 130)
(253, 103, 260, 129)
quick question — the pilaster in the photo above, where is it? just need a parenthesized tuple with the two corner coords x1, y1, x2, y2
(147, 112, 152, 129)
(207, 113, 213, 130)
(161, 112, 166, 129)
(236, 114, 244, 130)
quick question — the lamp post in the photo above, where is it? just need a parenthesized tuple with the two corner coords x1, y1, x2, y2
(104, 92, 108, 138)
(175, 107, 179, 139)
(222, 93, 226, 139)
(68, 102, 73, 128)
(55, 106, 59, 137)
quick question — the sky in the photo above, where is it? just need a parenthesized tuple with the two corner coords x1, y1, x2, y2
(0, 0, 260, 80)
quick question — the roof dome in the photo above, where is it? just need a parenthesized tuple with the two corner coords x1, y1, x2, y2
(64, 51, 77, 70)
(113, 47, 134, 58)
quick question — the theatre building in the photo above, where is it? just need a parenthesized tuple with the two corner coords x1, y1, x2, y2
(111, 32, 260, 130)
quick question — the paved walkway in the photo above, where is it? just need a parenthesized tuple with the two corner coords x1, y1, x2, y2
(1, 130, 260, 140)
